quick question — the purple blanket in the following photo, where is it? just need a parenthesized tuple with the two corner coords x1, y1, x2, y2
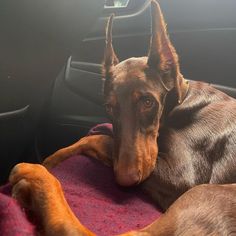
(0, 124, 161, 235)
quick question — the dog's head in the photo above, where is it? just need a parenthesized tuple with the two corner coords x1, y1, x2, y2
(102, 0, 188, 186)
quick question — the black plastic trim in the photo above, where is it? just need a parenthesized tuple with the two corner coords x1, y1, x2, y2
(0, 105, 30, 120)
(85, 0, 151, 41)
(70, 61, 102, 74)
(103, 0, 149, 16)
(64, 59, 104, 105)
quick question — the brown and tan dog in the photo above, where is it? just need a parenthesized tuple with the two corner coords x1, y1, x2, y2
(9, 0, 236, 235)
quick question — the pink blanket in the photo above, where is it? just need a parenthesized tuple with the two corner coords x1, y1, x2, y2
(0, 124, 161, 235)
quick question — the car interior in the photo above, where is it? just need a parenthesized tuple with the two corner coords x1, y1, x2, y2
(0, 0, 235, 185)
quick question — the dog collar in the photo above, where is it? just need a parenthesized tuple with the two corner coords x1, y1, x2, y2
(180, 79, 190, 104)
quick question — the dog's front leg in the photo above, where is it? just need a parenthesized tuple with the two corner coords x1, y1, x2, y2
(9, 163, 95, 236)
(43, 134, 113, 169)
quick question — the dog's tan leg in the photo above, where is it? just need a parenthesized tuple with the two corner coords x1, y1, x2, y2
(43, 134, 113, 169)
(9, 163, 95, 236)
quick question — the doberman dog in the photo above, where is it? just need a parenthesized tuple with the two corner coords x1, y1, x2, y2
(9, 0, 236, 235)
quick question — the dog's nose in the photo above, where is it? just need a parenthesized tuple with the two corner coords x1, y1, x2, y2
(114, 169, 142, 186)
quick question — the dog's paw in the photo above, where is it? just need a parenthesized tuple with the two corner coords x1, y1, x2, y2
(9, 163, 60, 211)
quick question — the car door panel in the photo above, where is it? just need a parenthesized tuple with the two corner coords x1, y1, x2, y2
(0, 0, 105, 183)
(65, 59, 103, 105)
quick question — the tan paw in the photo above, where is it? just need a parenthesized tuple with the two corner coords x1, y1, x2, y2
(9, 163, 60, 211)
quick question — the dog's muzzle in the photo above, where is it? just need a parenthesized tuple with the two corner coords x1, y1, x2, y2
(114, 166, 142, 186)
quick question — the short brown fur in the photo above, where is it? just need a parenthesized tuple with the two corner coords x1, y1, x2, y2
(9, 0, 236, 235)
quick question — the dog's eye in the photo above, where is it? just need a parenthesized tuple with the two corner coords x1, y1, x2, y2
(141, 96, 154, 109)
(105, 104, 113, 115)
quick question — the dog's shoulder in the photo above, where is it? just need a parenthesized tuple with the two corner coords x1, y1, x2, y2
(160, 80, 236, 139)
(187, 80, 235, 103)
(165, 80, 236, 126)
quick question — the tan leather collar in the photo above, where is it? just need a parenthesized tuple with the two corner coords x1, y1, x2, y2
(179, 79, 189, 104)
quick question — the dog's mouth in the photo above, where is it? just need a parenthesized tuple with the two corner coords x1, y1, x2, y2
(113, 152, 157, 187)
(114, 166, 143, 186)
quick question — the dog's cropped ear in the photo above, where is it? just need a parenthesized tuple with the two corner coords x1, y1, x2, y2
(102, 14, 119, 80)
(147, 0, 187, 103)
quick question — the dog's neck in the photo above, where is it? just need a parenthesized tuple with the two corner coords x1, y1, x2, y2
(160, 78, 189, 126)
